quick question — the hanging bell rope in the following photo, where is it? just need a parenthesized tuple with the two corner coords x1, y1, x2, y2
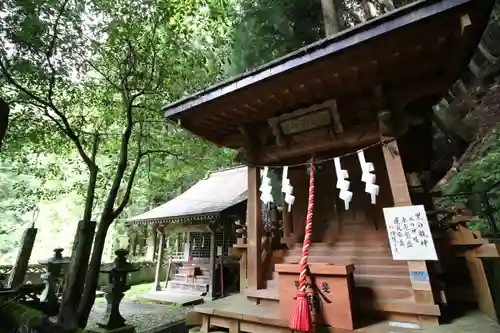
(289, 157, 315, 332)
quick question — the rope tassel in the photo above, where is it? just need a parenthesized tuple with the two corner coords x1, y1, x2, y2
(289, 158, 315, 332)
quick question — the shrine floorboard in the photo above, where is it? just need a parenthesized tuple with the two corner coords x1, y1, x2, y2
(189, 294, 500, 333)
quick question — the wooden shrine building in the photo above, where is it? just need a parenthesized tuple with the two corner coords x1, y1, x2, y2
(128, 167, 247, 299)
(161, 0, 499, 332)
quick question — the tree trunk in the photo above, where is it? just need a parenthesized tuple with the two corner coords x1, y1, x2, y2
(77, 218, 111, 328)
(0, 97, 9, 150)
(320, 0, 341, 36)
(57, 220, 96, 328)
(58, 167, 98, 328)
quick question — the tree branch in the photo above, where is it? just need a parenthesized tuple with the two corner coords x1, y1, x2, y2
(101, 94, 135, 217)
(0, 54, 94, 169)
(85, 60, 120, 90)
(45, 0, 70, 104)
(83, 133, 99, 222)
(112, 148, 180, 219)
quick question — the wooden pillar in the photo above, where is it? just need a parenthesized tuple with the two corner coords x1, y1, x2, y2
(247, 166, 263, 290)
(240, 250, 248, 293)
(209, 227, 216, 298)
(465, 252, 496, 320)
(166, 235, 171, 251)
(8, 227, 37, 288)
(175, 233, 180, 253)
(381, 138, 436, 305)
(146, 225, 157, 261)
(153, 229, 165, 291)
(184, 232, 191, 261)
(320, 0, 341, 36)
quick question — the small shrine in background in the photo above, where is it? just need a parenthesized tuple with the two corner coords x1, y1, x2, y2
(127, 167, 247, 303)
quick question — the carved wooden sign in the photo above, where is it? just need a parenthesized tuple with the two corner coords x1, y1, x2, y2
(268, 99, 343, 147)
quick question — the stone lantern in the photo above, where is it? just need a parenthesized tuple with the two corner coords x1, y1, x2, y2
(39, 248, 69, 314)
(98, 249, 139, 331)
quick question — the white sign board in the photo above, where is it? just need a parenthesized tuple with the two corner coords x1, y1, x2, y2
(382, 205, 438, 261)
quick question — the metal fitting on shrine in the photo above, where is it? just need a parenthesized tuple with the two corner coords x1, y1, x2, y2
(98, 249, 139, 331)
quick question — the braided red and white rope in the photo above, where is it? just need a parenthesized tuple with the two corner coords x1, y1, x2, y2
(298, 158, 315, 292)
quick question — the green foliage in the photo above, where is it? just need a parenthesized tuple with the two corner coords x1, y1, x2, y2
(0, 0, 236, 265)
(444, 129, 500, 194)
(438, 128, 500, 234)
(227, 0, 323, 75)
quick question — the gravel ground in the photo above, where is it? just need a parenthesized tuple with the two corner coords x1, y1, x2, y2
(86, 300, 191, 333)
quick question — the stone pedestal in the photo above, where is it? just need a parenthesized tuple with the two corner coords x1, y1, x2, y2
(275, 263, 355, 330)
(98, 249, 139, 330)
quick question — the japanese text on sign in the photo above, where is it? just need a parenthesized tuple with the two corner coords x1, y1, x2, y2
(382, 205, 438, 261)
(293, 280, 331, 314)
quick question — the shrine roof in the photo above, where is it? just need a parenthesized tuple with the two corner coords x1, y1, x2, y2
(162, 0, 493, 150)
(127, 166, 247, 224)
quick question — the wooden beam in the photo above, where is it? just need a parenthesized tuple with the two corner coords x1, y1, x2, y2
(217, 69, 452, 150)
(164, 224, 212, 233)
(260, 123, 379, 164)
(455, 243, 500, 258)
(209, 226, 217, 298)
(381, 138, 437, 306)
(238, 125, 261, 158)
(247, 167, 263, 290)
(465, 251, 497, 321)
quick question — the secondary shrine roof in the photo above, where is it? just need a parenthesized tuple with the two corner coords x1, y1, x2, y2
(162, 0, 493, 150)
(128, 167, 247, 224)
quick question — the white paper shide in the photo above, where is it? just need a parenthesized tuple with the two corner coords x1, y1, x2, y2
(382, 205, 438, 261)
(334, 157, 352, 210)
(281, 166, 295, 212)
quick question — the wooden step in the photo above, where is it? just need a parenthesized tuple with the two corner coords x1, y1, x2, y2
(173, 274, 210, 284)
(357, 298, 441, 317)
(354, 265, 408, 275)
(246, 288, 279, 304)
(168, 281, 209, 296)
(337, 230, 388, 237)
(178, 266, 210, 274)
(354, 274, 412, 288)
(283, 255, 405, 266)
(354, 285, 414, 300)
(326, 240, 390, 248)
(289, 245, 392, 255)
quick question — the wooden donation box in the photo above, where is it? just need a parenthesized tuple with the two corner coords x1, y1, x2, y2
(275, 263, 355, 330)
